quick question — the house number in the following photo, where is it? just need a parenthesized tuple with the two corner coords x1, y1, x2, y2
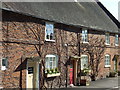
(28, 67, 34, 74)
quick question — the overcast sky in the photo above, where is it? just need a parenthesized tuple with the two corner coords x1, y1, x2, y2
(99, 0, 120, 20)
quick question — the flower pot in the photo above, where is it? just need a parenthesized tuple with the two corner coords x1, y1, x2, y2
(80, 79, 87, 86)
(46, 73, 60, 77)
(91, 75, 96, 81)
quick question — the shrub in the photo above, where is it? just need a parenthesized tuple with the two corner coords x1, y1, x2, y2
(118, 71, 120, 76)
(109, 71, 117, 77)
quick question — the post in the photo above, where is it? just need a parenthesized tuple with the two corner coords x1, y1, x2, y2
(65, 43, 68, 88)
(77, 33, 81, 85)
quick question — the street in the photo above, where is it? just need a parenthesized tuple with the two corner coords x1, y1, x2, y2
(59, 76, 119, 90)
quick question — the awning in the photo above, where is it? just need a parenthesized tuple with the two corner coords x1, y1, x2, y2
(70, 55, 81, 60)
(26, 56, 41, 62)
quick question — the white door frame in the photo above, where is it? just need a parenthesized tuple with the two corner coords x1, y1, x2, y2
(26, 61, 40, 89)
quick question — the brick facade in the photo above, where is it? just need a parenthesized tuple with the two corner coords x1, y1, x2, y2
(1, 10, 120, 88)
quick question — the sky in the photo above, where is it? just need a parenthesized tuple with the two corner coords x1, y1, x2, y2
(99, 0, 120, 20)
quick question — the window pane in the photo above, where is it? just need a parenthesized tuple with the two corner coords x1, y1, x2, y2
(105, 55, 110, 65)
(2, 59, 6, 66)
(53, 57, 56, 69)
(82, 30, 88, 42)
(50, 57, 53, 69)
(2, 58, 8, 67)
(45, 23, 54, 40)
(81, 55, 88, 70)
(45, 55, 58, 72)
(105, 33, 110, 44)
(115, 34, 119, 45)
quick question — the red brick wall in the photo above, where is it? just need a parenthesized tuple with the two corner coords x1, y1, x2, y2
(1, 10, 120, 88)
(0, 20, 3, 88)
(2, 10, 70, 88)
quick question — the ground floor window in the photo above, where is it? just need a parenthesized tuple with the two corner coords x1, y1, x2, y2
(105, 54, 111, 67)
(45, 55, 58, 73)
(1, 58, 8, 70)
(81, 55, 88, 70)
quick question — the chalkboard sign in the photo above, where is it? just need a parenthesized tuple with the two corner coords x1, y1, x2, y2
(28, 67, 34, 74)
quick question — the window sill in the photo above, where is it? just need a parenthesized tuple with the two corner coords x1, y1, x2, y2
(105, 65, 111, 68)
(1, 66, 7, 70)
(82, 42, 89, 44)
(115, 44, 119, 46)
(45, 39, 55, 42)
(46, 73, 60, 77)
(105, 43, 110, 46)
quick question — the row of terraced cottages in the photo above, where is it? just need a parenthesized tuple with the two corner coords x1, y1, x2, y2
(0, 1, 120, 89)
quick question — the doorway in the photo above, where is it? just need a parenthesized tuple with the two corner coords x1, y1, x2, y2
(27, 61, 39, 89)
(69, 60, 77, 85)
(114, 60, 117, 71)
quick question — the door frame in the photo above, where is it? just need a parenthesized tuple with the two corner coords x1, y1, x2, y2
(26, 61, 39, 89)
(69, 60, 77, 85)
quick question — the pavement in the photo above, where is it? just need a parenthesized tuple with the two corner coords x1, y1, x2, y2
(59, 76, 120, 90)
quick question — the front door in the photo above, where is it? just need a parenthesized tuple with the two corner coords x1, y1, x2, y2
(69, 60, 77, 85)
(27, 62, 39, 89)
(69, 61, 73, 85)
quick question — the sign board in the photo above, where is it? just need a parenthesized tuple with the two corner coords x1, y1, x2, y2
(28, 67, 34, 74)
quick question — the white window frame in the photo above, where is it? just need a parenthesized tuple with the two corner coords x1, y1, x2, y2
(81, 55, 88, 70)
(105, 54, 111, 68)
(1, 58, 8, 70)
(115, 34, 119, 46)
(45, 22, 55, 42)
(105, 33, 110, 45)
(45, 54, 58, 73)
(82, 29, 88, 43)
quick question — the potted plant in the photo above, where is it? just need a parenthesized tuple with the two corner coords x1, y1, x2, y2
(109, 71, 117, 77)
(80, 68, 90, 86)
(55, 68, 59, 73)
(90, 74, 96, 81)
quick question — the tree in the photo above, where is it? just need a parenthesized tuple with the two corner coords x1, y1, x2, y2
(80, 35, 106, 80)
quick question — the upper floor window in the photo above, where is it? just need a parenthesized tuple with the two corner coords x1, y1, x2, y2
(105, 54, 111, 67)
(115, 34, 119, 46)
(82, 29, 88, 43)
(45, 22, 54, 41)
(105, 33, 110, 45)
(45, 55, 58, 73)
(1, 58, 8, 70)
(81, 55, 88, 70)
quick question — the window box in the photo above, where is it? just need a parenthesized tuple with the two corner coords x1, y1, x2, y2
(46, 73, 60, 77)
